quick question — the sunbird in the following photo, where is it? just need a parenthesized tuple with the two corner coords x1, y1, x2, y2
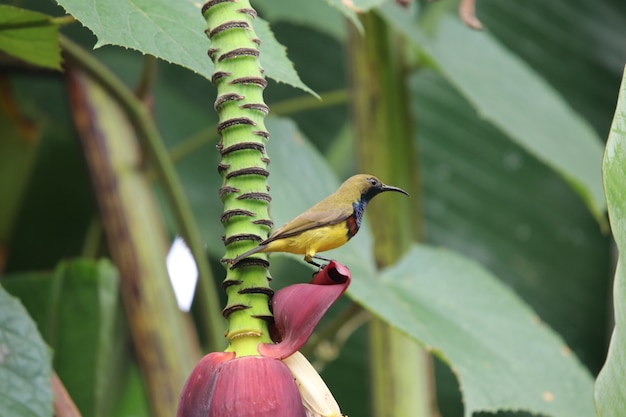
(229, 174, 409, 266)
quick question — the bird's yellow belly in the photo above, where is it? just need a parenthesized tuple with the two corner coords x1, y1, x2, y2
(264, 225, 349, 258)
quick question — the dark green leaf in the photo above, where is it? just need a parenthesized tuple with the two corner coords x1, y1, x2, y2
(0, 5, 61, 70)
(476, 0, 626, 135)
(594, 68, 626, 416)
(0, 286, 53, 417)
(411, 69, 610, 374)
(380, 3, 607, 224)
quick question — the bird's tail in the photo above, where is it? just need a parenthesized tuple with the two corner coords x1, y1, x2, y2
(228, 244, 267, 265)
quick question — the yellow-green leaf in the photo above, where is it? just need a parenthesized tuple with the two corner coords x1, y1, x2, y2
(0, 5, 61, 70)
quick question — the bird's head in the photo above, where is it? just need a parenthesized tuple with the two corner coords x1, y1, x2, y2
(340, 174, 409, 204)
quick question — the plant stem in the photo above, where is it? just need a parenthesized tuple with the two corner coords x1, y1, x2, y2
(60, 35, 224, 351)
(67, 67, 199, 417)
(169, 126, 219, 164)
(270, 89, 348, 116)
(134, 55, 158, 101)
(347, 10, 437, 417)
(202, 0, 274, 355)
(0, 14, 74, 30)
(50, 15, 76, 26)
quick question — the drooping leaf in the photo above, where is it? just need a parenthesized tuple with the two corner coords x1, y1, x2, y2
(266, 116, 596, 417)
(476, 0, 626, 135)
(0, 286, 53, 417)
(3, 259, 125, 417)
(54, 0, 315, 94)
(0, 5, 61, 70)
(365, 245, 595, 417)
(594, 67, 626, 416)
(380, 3, 607, 224)
(411, 69, 610, 374)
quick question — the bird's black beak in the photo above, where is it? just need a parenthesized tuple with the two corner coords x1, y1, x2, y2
(381, 184, 410, 196)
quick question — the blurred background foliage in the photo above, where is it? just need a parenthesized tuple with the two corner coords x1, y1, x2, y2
(0, 0, 625, 416)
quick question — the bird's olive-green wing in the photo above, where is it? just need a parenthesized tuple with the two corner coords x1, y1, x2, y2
(261, 206, 352, 244)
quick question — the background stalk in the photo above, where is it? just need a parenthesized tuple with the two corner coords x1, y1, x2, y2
(66, 67, 200, 417)
(61, 36, 224, 352)
(347, 11, 438, 417)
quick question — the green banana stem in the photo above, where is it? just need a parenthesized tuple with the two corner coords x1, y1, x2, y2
(202, 0, 274, 355)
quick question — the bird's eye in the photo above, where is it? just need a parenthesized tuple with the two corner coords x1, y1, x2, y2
(368, 178, 377, 186)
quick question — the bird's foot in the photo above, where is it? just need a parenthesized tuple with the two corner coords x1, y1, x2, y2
(306, 259, 323, 268)
(308, 255, 337, 278)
